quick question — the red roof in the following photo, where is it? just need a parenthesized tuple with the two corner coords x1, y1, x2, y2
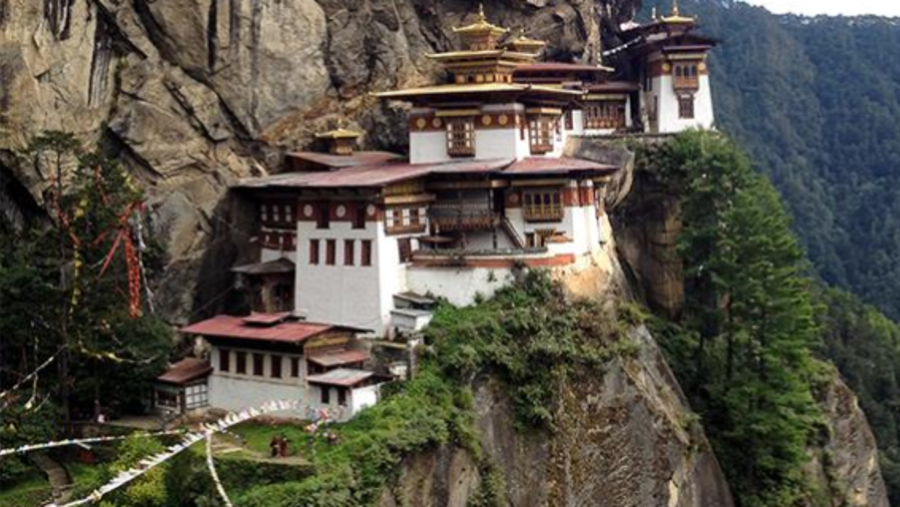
(308, 349, 371, 368)
(287, 151, 401, 169)
(242, 312, 291, 325)
(515, 63, 610, 74)
(180, 315, 351, 344)
(503, 157, 618, 176)
(238, 159, 513, 189)
(585, 81, 640, 93)
(306, 368, 375, 387)
(156, 358, 212, 386)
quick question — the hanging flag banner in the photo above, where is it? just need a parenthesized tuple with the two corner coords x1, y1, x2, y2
(46, 400, 301, 507)
(205, 432, 234, 507)
(0, 429, 185, 458)
(0, 347, 66, 406)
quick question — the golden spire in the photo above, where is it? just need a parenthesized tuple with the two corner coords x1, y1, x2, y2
(477, 3, 486, 23)
(661, 0, 695, 24)
(651, 7, 658, 21)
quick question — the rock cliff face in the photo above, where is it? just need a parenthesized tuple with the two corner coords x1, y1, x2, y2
(382, 327, 734, 507)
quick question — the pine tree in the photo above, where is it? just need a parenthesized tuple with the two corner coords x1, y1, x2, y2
(651, 131, 822, 506)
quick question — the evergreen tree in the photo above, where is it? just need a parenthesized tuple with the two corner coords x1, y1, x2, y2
(650, 131, 821, 506)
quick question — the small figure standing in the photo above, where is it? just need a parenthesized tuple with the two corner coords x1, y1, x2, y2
(269, 436, 279, 458)
(278, 435, 289, 457)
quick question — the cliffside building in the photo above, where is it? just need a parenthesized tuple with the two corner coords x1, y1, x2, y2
(180, 2, 718, 419)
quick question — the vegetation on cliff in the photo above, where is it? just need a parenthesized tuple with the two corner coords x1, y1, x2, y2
(232, 272, 633, 506)
(643, 132, 825, 506)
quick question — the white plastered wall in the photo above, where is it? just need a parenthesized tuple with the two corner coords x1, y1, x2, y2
(208, 346, 306, 417)
(652, 74, 714, 133)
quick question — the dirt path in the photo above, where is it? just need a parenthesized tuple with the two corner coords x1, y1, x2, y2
(31, 452, 73, 503)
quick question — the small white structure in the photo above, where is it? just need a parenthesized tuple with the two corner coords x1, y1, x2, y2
(152, 358, 212, 415)
(180, 313, 385, 420)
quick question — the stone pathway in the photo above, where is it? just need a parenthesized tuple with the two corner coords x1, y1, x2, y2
(31, 452, 73, 503)
(209, 434, 308, 466)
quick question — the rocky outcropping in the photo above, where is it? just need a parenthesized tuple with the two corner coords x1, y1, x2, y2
(383, 326, 735, 507)
(807, 374, 890, 507)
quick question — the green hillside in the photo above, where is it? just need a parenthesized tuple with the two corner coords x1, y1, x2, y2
(640, 0, 900, 321)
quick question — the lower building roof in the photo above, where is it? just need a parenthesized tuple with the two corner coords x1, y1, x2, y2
(286, 151, 401, 170)
(180, 314, 365, 345)
(231, 258, 295, 275)
(307, 349, 371, 368)
(156, 358, 212, 386)
(306, 368, 375, 388)
(236, 157, 615, 191)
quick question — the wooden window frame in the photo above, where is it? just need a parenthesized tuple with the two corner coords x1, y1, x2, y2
(219, 349, 230, 373)
(235, 351, 247, 375)
(338, 387, 347, 406)
(344, 240, 355, 266)
(528, 115, 554, 154)
(326, 239, 336, 266)
(321, 386, 330, 404)
(316, 203, 330, 229)
(398, 237, 412, 264)
(446, 117, 475, 157)
(290, 357, 300, 378)
(352, 205, 367, 229)
(523, 190, 564, 222)
(253, 353, 265, 377)
(309, 239, 320, 265)
(673, 63, 700, 90)
(361, 240, 373, 267)
(270, 355, 282, 379)
(678, 95, 695, 119)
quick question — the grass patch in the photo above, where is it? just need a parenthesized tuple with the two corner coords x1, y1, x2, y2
(0, 471, 52, 507)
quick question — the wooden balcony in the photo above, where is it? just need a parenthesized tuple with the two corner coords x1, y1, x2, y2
(673, 77, 700, 91)
(523, 204, 564, 222)
(429, 204, 499, 231)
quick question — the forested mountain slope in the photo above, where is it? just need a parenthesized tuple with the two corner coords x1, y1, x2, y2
(643, 0, 900, 320)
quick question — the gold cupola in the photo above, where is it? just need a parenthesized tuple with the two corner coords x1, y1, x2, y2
(661, 0, 696, 24)
(315, 122, 362, 156)
(505, 29, 547, 56)
(452, 4, 509, 51)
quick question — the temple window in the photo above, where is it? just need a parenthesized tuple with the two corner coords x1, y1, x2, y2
(270, 355, 282, 379)
(344, 240, 355, 266)
(309, 239, 320, 265)
(273, 205, 281, 223)
(528, 116, 554, 154)
(353, 206, 367, 229)
(316, 203, 330, 229)
(261, 205, 268, 222)
(219, 349, 230, 372)
(290, 357, 300, 378)
(678, 95, 695, 119)
(253, 353, 264, 376)
(673, 63, 700, 89)
(285, 205, 293, 223)
(236, 351, 247, 374)
(523, 190, 564, 222)
(398, 238, 413, 263)
(321, 387, 330, 404)
(446, 117, 475, 157)
(585, 102, 626, 130)
(361, 240, 373, 266)
(326, 240, 337, 266)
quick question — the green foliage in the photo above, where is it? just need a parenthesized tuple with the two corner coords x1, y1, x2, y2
(427, 271, 634, 430)
(237, 274, 635, 506)
(647, 132, 823, 506)
(101, 435, 169, 507)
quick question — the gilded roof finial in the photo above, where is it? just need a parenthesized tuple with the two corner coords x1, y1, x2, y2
(651, 7, 658, 21)
(478, 3, 487, 22)
(672, 0, 680, 17)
